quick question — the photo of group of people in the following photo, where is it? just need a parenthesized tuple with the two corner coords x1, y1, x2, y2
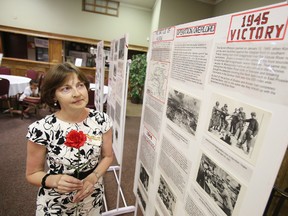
(137, 187, 147, 211)
(166, 89, 201, 136)
(207, 94, 268, 157)
(196, 153, 241, 216)
(157, 175, 176, 216)
(118, 37, 126, 60)
(140, 163, 149, 192)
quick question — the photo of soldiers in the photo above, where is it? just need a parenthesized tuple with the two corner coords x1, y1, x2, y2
(196, 154, 241, 216)
(207, 94, 268, 159)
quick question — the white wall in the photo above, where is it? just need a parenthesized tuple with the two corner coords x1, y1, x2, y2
(156, 0, 285, 29)
(151, 0, 162, 33)
(213, 0, 285, 16)
(158, 0, 214, 29)
(0, 0, 285, 48)
(0, 0, 152, 47)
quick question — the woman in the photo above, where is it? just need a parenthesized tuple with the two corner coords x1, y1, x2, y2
(25, 62, 113, 215)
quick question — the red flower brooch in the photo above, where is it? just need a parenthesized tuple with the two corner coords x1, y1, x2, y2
(65, 130, 87, 149)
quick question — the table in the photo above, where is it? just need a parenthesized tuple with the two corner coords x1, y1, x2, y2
(0, 75, 31, 97)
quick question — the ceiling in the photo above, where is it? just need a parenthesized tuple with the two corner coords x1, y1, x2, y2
(118, 0, 223, 9)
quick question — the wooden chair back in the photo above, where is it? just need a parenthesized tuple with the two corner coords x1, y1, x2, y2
(0, 67, 11, 75)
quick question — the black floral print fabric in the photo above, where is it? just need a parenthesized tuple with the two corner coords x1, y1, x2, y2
(26, 109, 112, 216)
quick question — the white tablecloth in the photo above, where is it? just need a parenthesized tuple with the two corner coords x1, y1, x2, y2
(0, 75, 31, 96)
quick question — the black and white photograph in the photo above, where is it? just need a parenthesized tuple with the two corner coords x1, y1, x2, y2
(196, 153, 241, 216)
(114, 40, 118, 52)
(157, 175, 176, 216)
(140, 163, 149, 191)
(113, 39, 118, 61)
(118, 37, 125, 60)
(97, 45, 102, 61)
(137, 187, 147, 211)
(109, 42, 114, 61)
(166, 89, 201, 136)
(113, 64, 117, 79)
(207, 94, 270, 158)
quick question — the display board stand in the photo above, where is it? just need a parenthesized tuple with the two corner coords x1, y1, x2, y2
(102, 166, 136, 216)
(102, 58, 135, 215)
(133, 3, 288, 216)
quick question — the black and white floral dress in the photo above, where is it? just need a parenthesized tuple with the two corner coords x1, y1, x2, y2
(26, 109, 112, 216)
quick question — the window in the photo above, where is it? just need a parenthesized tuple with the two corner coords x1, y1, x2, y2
(82, 0, 119, 17)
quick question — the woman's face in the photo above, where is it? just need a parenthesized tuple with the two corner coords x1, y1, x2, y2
(55, 73, 88, 111)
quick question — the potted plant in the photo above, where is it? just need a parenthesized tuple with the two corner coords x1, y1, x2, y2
(129, 53, 147, 104)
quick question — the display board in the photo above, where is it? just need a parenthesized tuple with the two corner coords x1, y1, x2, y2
(133, 2, 288, 216)
(106, 34, 129, 164)
(94, 41, 105, 112)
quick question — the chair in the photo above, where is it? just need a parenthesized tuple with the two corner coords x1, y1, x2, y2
(0, 67, 11, 75)
(87, 89, 95, 109)
(19, 96, 42, 119)
(25, 70, 38, 80)
(19, 77, 43, 119)
(86, 74, 95, 83)
(37, 73, 45, 91)
(264, 186, 288, 216)
(0, 78, 12, 116)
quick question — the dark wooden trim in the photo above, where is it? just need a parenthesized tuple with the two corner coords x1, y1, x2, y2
(0, 25, 148, 52)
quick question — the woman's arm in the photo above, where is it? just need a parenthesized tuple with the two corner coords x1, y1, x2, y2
(73, 128, 114, 202)
(26, 140, 83, 192)
(26, 140, 48, 186)
(93, 128, 114, 178)
(86, 127, 114, 182)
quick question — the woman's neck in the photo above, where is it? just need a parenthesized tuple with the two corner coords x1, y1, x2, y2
(56, 108, 89, 123)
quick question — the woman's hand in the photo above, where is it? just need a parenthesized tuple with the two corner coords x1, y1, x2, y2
(72, 173, 98, 203)
(54, 174, 83, 194)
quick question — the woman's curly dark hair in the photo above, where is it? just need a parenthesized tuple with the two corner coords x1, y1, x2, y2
(41, 62, 90, 109)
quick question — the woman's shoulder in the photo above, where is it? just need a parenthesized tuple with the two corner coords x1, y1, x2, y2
(87, 109, 111, 124)
(88, 109, 104, 116)
(28, 113, 57, 130)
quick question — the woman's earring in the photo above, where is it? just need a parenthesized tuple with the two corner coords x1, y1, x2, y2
(54, 101, 57, 107)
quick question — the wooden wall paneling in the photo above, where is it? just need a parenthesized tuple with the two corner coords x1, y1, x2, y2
(79, 67, 108, 85)
(0, 25, 148, 83)
(79, 66, 96, 79)
(0, 25, 148, 52)
(49, 39, 63, 63)
(1, 57, 50, 76)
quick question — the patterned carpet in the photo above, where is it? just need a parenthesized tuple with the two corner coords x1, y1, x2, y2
(126, 100, 143, 117)
(0, 105, 142, 216)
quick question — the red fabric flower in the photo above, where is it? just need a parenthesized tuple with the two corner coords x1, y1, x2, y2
(64, 130, 87, 149)
(64, 130, 87, 214)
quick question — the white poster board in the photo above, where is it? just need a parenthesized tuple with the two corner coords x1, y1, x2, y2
(95, 41, 105, 112)
(106, 34, 129, 164)
(133, 2, 288, 216)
